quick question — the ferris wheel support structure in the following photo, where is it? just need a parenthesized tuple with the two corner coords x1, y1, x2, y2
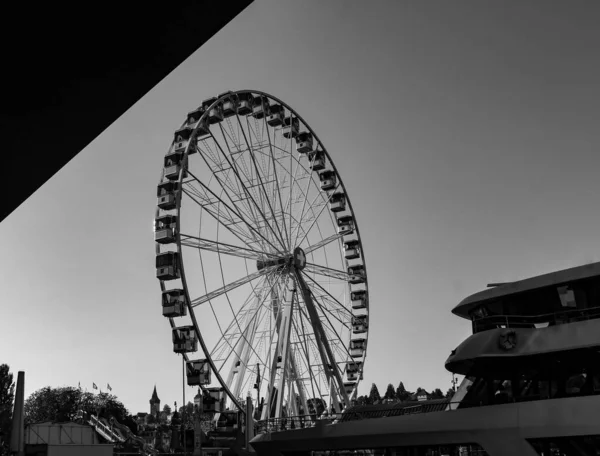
(155, 89, 370, 419)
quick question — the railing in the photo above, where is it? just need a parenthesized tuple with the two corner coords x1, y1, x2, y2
(472, 305, 600, 333)
(255, 401, 475, 434)
(255, 414, 330, 434)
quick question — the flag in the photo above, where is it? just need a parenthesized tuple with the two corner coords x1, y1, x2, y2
(93, 383, 98, 390)
(107, 384, 112, 391)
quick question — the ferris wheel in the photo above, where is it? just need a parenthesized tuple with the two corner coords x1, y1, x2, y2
(154, 90, 369, 420)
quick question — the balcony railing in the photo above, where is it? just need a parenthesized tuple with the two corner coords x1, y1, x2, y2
(472, 305, 600, 333)
(254, 401, 478, 434)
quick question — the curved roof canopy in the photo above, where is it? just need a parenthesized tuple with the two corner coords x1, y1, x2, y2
(452, 261, 600, 319)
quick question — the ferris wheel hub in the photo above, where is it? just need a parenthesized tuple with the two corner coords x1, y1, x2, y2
(293, 247, 306, 271)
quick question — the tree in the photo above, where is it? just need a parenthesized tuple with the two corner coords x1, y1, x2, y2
(0, 365, 15, 456)
(383, 384, 396, 401)
(368, 383, 381, 404)
(395, 382, 411, 402)
(24, 386, 130, 425)
(178, 402, 195, 429)
(445, 388, 455, 400)
(430, 388, 445, 400)
(355, 395, 368, 406)
(162, 404, 172, 416)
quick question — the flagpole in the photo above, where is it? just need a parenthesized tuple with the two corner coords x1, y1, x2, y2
(182, 355, 186, 456)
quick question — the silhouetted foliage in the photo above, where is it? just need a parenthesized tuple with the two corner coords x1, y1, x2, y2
(430, 388, 445, 400)
(368, 383, 381, 404)
(178, 402, 195, 428)
(445, 388, 455, 399)
(0, 365, 15, 456)
(383, 384, 395, 400)
(24, 387, 130, 426)
(395, 381, 412, 402)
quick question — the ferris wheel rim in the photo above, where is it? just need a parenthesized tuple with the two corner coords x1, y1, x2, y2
(158, 89, 370, 415)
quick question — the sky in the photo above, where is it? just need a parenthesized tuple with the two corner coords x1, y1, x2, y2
(1, 0, 600, 415)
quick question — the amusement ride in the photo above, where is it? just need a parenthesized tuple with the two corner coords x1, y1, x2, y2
(154, 90, 369, 435)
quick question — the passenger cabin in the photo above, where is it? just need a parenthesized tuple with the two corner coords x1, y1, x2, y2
(329, 193, 346, 212)
(186, 359, 211, 386)
(351, 290, 368, 310)
(161, 288, 187, 318)
(154, 214, 177, 244)
(215, 411, 239, 435)
(203, 388, 226, 413)
(202, 97, 224, 124)
(296, 131, 314, 153)
(267, 104, 284, 126)
(221, 93, 237, 118)
(157, 181, 179, 210)
(348, 265, 365, 284)
(252, 95, 270, 119)
(346, 361, 363, 373)
(173, 127, 193, 153)
(156, 251, 180, 280)
(337, 215, 354, 235)
(308, 150, 325, 171)
(163, 151, 184, 181)
(319, 170, 337, 191)
(186, 106, 204, 126)
(282, 116, 300, 138)
(186, 107, 210, 138)
(344, 239, 361, 260)
(236, 93, 253, 116)
(173, 126, 193, 154)
(350, 338, 367, 357)
(172, 326, 197, 354)
(346, 361, 363, 381)
(344, 382, 356, 395)
(352, 315, 368, 334)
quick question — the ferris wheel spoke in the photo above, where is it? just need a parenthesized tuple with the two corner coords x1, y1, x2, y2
(300, 272, 353, 318)
(179, 234, 278, 261)
(195, 138, 258, 222)
(303, 232, 344, 255)
(238, 117, 289, 251)
(267, 149, 322, 247)
(193, 139, 275, 251)
(290, 153, 322, 248)
(209, 128, 288, 252)
(292, 317, 322, 403)
(294, 182, 342, 249)
(295, 305, 330, 402)
(214, 125, 272, 241)
(303, 262, 351, 282)
(190, 266, 276, 308)
(186, 169, 284, 254)
(182, 186, 257, 247)
(263, 116, 290, 251)
(309, 293, 354, 361)
(293, 270, 349, 406)
(211, 268, 286, 368)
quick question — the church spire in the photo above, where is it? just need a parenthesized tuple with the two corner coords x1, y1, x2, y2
(150, 385, 160, 403)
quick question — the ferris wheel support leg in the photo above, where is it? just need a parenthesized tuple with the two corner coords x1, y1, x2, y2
(230, 303, 260, 402)
(293, 270, 350, 411)
(260, 279, 288, 421)
(273, 288, 296, 420)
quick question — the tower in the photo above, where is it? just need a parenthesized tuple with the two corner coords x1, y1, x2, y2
(150, 385, 161, 417)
